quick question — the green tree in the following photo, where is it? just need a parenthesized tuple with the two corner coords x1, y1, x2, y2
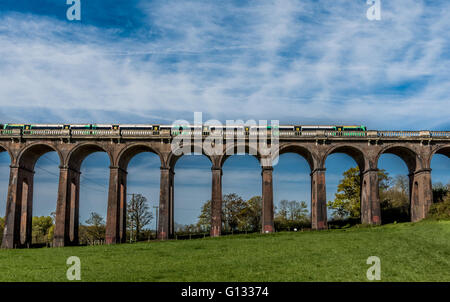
(238, 196, 262, 232)
(428, 191, 450, 220)
(327, 167, 390, 219)
(127, 194, 153, 241)
(197, 194, 262, 233)
(32, 216, 53, 244)
(197, 199, 211, 231)
(222, 193, 247, 232)
(380, 175, 410, 223)
(47, 224, 55, 244)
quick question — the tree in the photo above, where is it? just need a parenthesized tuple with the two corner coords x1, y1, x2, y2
(327, 167, 390, 219)
(222, 193, 247, 233)
(197, 200, 211, 231)
(127, 194, 153, 242)
(85, 212, 106, 242)
(380, 175, 410, 223)
(32, 216, 53, 244)
(432, 182, 449, 203)
(238, 196, 262, 232)
(428, 191, 450, 220)
(197, 194, 263, 234)
(275, 200, 309, 230)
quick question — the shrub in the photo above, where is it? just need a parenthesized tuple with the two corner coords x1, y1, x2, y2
(428, 193, 450, 220)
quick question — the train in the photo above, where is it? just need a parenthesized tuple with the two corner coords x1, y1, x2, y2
(0, 123, 367, 134)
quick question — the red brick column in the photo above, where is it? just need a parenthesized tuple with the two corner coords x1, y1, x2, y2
(360, 169, 381, 225)
(210, 167, 222, 237)
(54, 166, 81, 247)
(261, 166, 274, 233)
(1, 165, 34, 249)
(106, 166, 127, 244)
(410, 169, 432, 222)
(311, 168, 327, 230)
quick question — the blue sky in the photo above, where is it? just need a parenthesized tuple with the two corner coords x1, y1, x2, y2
(0, 0, 449, 226)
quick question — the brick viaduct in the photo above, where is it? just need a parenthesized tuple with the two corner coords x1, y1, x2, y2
(0, 128, 449, 248)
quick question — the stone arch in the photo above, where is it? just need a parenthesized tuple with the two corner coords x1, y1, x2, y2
(429, 145, 450, 166)
(323, 144, 368, 171)
(376, 144, 419, 173)
(277, 143, 316, 171)
(323, 144, 380, 225)
(117, 143, 164, 171)
(17, 142, 63, 171)
(66, 143, 112, 171)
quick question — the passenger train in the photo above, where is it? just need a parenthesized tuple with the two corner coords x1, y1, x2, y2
(0, 123, 367, 135)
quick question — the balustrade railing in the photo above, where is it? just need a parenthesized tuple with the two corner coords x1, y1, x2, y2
(430, 131, 450, 137)
(377, 131, 421, 137)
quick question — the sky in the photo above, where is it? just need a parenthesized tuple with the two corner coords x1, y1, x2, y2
(0, 0, 449, 227)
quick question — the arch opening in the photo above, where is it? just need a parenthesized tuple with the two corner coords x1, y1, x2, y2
(377, 153, 410, 223)
(222, 154, 262, 234)
(30, 151, 60, 246)
(126, 152, 161, 242)
(0, 148, 11, 224)
(325, 152, 363, 227)
(430, 147, 450, 206)
(76, 150, 110, 245)
(173, 154, 211, 238)
(273, 153, 311, 231)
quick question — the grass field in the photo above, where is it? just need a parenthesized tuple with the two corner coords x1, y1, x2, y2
(0, 220, 449, 282)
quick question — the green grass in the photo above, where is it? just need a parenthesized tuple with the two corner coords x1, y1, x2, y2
(1, 220, 450, 282)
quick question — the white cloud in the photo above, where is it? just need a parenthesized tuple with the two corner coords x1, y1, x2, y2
(0, 0, 448, 128)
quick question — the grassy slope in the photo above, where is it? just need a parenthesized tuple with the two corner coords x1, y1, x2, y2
(0, 220, 449, 282)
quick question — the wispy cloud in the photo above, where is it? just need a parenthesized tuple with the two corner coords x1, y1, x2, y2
(0, 0, 448, 128)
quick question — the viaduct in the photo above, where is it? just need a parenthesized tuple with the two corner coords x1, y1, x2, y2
(0, 127, 449, 248)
